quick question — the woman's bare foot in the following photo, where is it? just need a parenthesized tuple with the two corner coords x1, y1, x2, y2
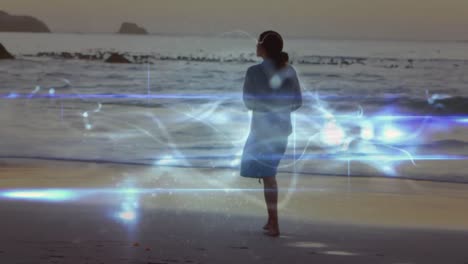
(263, 225, 280, 237)
(262, 220, 273, 230)
(263, 220, 280, 237)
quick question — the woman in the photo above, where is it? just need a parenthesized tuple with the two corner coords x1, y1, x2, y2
(240, 31, 302, 237)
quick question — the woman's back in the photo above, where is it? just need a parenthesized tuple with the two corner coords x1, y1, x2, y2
(243, 59, 302, 136)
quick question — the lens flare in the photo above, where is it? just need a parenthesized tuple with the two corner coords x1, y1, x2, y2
(117, 210, 136, 221)
(381, 126, 404, 142)
(320, 120, 345, 146)
(360, 121, 374, 140)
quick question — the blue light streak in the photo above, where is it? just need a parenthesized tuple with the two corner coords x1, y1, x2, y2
(456, 118, 468, 124)
(140, 153, 468, 162)
(0, 187, 329, 202)
(0, 93, 234, 100)
(1, 189, 76, 202)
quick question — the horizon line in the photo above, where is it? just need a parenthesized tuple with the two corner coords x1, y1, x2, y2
(1, 30, 467, 43)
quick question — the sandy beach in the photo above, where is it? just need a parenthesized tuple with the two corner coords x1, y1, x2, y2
(1, 159, 467, 264)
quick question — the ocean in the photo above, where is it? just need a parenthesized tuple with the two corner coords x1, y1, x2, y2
(0, 32, 467, 183)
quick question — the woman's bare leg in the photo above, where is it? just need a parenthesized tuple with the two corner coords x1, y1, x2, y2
(263, 179, 273, 230)
(263, 177, 280, 236)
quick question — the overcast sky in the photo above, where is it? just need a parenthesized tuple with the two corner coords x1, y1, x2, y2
(2, 0, 468, 40)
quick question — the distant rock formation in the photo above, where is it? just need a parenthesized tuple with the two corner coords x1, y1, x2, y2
(0, 43, 14, 59)
(105, 53, 131, 63)
(30, 51, 158, 64)
(117, 22, 148, 35)
(0, 10, 50, 33)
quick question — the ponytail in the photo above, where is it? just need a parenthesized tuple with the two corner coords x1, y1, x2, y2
(271, 51, 289, 69)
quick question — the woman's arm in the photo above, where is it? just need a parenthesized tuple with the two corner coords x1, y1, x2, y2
(290, 69, 303, 112)
(243, 67, 258, 110)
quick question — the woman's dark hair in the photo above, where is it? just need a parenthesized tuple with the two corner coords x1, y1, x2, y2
(258, 30, 289, 69)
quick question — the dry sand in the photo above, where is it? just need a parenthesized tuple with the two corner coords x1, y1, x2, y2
(0, 159, 467, 263)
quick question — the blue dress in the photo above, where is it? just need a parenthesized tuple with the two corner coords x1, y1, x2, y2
(240, 60, 302, 178)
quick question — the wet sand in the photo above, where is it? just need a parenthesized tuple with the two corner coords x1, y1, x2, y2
(0, 159, 468, 263)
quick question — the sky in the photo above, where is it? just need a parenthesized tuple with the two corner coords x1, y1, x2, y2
(2, 0, 468, 40)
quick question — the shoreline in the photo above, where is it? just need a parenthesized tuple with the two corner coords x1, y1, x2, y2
(2, 156, 468, 185)
(1, 158, 468, 230)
